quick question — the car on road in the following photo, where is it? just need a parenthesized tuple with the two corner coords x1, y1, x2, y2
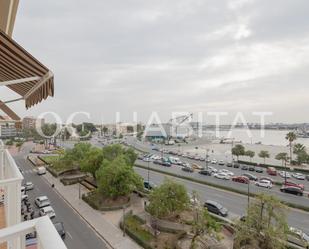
(232, 176, 249, 184)
(255, 167, 264, 173)
(213, 172, 230, 180)
(242, 173, 258, 181)
(282, 181, 304, 190)
(233, 163, 240, 168)
(182, 166, 194, 173)
(288, 227, 309, 249)
(279, 171, 291, 178)
(143, 181, 157, 190)
(54, 222, 66, 239)
(211, 159, 217, 164)
(24, 182, 34, 191)
(37, 166, 46, 175)
(267, 167, 277, 176)
(207, 166, 218, 173)
(161, 161, 171, 167)
(218, 160, 225, 166)
(204, 200, 228, 217)
(241, 165, 248, 170)
(199, 169, 212, 176)
(280, 186, 303, 196)
(39, 206, 56, 219)
(292, 173, 305, 180)
(226, 162, 233, 167)
(255, 179, 272, 189)
(218, 169, 234, 176)
(35, 196, 50, 208)
(248, 166, 255, 171)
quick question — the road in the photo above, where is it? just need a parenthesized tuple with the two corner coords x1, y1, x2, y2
(134, 167, 309, 235)
(15, 145, 108, 249)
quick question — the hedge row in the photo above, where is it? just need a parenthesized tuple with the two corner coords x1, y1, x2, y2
(134, 164, 309, 213)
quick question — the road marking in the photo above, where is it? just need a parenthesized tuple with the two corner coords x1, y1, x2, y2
(67, 231, 73, 239)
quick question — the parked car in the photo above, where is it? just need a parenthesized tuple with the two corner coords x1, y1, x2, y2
(292, 173, 305, 180)
(213, 172, 230, 180)
(24, 182, 34, 191)
(21, 194, 28, 201)
(182, 166, 194, 173)
(211, 159, 217, 164)
(233, 163, 240, 168)
(37, 166, 46, 175)
(288, 227, 309, 249)
(279, 171, 291, 178)
(54, 222, 66, 239)
(241, 165, 248, 170)
(39, 206, 56, 219)
(226, 163, 233, 167)
(218, 160, 225, 166)
(280, 186, 303, 196)
(192, 163, 203, 170)
(267, 167, 277, 176)
(232, 176, 249, 184)
(207, 166, 218, 173)
(255, 167, 264, 173)
(199, 170, 212, 176)
(143, 181, 157, 190)
(161, 161, 171, 167)
(242, 173, 258, 181)
(306, 175, 309, 181)
(248, 166, 255, 171)
(35, 196, 50, 208)
(218, 169, 234, 176)
(255, 179, 272, 189)
(204, 200, 228, 217)
(282, 181, 304, 190)
(259, 177, 274, 184)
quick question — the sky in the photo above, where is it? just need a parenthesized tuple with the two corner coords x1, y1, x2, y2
(2, 0, 309, 124)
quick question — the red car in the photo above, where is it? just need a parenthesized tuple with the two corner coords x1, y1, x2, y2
(282, 181, 304, 190)
(232, 176, 249, 184)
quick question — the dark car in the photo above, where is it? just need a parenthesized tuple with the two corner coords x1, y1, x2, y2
(233, 163, 240, 168)
(54, 222, 66, 239)
(306, 175, 309, 181)
(255, 167, 264, 173)
(241, 165, 248, 170)
(161, 161, 171, 167)
(182, 167, 194, 173)
(242, 173, 258, 181)
(199, 170, 212, 176)
(204, 200, 228, 217)
(248, 166, 255, 171)
(143, 181, 157, 190)
(153, 160, 161, 165)
(280, 186, 303, 196)
(226, 163, 233, 167)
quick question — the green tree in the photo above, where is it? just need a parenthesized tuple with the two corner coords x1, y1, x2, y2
(275, 152, 288, 166)
(296, 151, 308, 165)
(293, 143, 306, 154)
(231, 144, 245, 161)
(234, 194, 288, 249)
(245, 150, 255, 163)
(96, 156, 143, 198)
(148, 178, 190, 219)
(258, 150, 270, 164)
(102, 126, 108, 136)
(63, 142, 92, 165)
(80, 147, 103, 178)
(285, 132, 297, 164)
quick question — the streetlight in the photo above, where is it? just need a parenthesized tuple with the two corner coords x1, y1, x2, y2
(147, 160, 150, 191)
(247, 181, 250, 211)
(205, 148, 209, 171)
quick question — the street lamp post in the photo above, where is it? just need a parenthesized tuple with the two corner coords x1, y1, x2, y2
(205, 148, 209, 171)
(147, 160, 150, 190)
(247, 181, 250, 211)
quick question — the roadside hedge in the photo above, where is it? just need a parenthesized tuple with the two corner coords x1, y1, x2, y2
(134, 164, 309, 213)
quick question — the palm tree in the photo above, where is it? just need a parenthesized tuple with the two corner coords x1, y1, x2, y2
(258, 150, 270, 165)
(285, 132, 297, 164)
(275, 152, 289, 183)
(293, 143, 306, 155)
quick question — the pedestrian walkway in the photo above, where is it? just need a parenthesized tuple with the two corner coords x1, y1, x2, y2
(43, 172, 141, 249)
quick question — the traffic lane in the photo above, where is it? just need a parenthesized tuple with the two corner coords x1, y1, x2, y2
(15, 156, 108, 249)
(136, 159, 309, 207)
(134, 166, 309, 235)
(128, 137, 309, 189)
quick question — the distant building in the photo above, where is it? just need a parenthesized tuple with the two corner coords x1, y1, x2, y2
(0, 116, 17, 138)
(22, 116, 45, 130)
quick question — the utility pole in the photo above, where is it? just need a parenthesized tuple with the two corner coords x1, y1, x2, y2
(122, 206, 126, 237)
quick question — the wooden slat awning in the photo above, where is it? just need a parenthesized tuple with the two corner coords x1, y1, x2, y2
(0, 30, 54, 109)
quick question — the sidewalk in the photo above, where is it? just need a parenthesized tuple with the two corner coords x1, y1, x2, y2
(43, 172, 141, 249)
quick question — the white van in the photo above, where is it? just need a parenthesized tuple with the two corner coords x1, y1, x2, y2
(39, 206, 55, 219)
(35, 196, 50, 208)
(37, 166, 46, 175)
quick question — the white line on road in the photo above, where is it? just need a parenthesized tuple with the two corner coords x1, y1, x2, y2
(67, 231, 73, 239)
